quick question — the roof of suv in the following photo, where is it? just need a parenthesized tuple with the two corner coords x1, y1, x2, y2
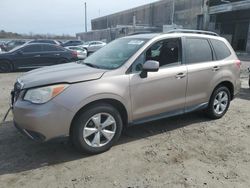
(125, 30, 222, 40)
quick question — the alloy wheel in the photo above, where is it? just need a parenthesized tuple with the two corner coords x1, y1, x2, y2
(213, 91, 229, 115)
(83, 113, 116, 147)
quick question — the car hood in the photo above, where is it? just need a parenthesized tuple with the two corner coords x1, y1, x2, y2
(18, 62, 106, 89)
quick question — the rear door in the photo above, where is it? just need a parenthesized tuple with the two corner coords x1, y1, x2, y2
(40, 45, 67, 66)
(184, 37, 223, 111)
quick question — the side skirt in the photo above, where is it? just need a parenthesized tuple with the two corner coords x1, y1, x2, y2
(129, 102, 208, 126)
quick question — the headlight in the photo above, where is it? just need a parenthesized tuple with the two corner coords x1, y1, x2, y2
(24, 84, 69, 104)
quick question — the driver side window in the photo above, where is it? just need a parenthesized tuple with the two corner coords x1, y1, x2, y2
(131, 38, 181, 73)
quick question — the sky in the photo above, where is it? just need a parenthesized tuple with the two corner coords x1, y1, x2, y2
(0, 0, 159, 36)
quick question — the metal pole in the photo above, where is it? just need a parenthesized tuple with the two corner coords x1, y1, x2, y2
(133, 14, 136, 32)
(203, 0, 209, 30)
(171, 0, 175, 25)
(85, 2, 87, 32)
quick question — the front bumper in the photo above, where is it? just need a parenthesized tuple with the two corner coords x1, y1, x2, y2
(14, 121, 46, 142)
(12, 99, 75, 142)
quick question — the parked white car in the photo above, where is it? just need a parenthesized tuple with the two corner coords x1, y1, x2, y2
(81, 41, 106, 53)
(65, 46, 87, 59)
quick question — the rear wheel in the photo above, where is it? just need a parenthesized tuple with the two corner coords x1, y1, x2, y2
(0, 60, 13, 73)
(71, 103, 123, 154)
(206, 86, 231, 119)
(59, 59, 68, 64)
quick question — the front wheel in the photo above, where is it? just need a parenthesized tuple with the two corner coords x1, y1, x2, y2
(206, 86, 231, 119)
(71, 103, 123, 154)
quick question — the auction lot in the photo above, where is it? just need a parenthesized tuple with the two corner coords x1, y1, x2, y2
(0, 62, 250, 188)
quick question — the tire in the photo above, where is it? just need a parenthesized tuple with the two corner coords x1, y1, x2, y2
(71, 103, 123, 154)
(0, 60, 13, 73)
(206, 86, 231, 119)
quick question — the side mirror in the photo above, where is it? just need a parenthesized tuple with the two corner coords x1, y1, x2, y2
(140, 60, 159, 78)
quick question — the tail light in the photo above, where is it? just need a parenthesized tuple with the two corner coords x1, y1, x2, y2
(235, 60, 241, 69)
(72, 51, 78, 58)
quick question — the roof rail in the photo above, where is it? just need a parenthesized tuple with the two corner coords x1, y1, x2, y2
(128, 31, 156, 36)
(167, 29, 219, 36)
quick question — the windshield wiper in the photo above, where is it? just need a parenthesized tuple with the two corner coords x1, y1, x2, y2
(82, 62, 101, 69)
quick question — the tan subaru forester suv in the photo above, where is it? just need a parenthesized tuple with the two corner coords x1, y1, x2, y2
(11, 30, 241, 154)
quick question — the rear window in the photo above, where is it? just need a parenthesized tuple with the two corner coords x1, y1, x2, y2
(43, 45, 63, 52)
(210, 39, 231, 60)
(186, 38, 213, 64)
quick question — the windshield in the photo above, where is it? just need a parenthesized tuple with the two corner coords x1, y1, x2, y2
(81, 38, 148, 70)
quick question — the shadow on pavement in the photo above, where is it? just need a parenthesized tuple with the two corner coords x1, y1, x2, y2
(0, 112, 211, 176)
(238, 87, 250, 101)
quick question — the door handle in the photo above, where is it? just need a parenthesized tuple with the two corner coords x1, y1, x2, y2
(54, 54, 60, 56)
(34, 55, 41, 57)
(212, 66, 220, 72)
(175, 73, 186, 79)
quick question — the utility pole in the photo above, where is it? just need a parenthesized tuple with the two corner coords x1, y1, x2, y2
(133, 14, 136, 32)
(85, 2, 87, 32)
(203, 0, 209, 30)
(171, 0, 175, 25)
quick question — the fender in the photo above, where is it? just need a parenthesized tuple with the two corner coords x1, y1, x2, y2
(72, 93, 132, 123)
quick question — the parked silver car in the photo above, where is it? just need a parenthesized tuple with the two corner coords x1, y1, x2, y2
(81, 41, 106, 54)
(11, 30, 241, 154)
(65, 46, 87, 59)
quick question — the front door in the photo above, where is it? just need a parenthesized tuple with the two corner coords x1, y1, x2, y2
(14, 44, 43, 69)
(88, 42, 97, 52)
(129, 38, 187, 122)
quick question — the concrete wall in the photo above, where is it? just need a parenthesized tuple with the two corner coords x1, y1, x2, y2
(79, 0, 250, 53)
(76, 26, 161, 42)
(92, 0, 203, 30)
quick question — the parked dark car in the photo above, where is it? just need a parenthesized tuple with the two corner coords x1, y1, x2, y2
(28, 39, 61, 46)
(0, 41, 7, 52)
(0, 43, 78, 72)
(63, 40, 84, 47)
(1, 40, 27, 51)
